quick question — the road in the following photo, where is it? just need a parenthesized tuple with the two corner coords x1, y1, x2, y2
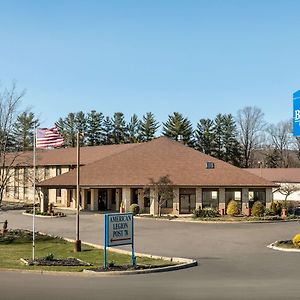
(0, 210, 300, 299)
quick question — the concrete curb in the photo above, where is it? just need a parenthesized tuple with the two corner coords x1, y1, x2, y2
(267, 241, 300, 252)
(135, 216, 300, 224)
(83, 260, 197, 275)
(22, 212, 65, 218)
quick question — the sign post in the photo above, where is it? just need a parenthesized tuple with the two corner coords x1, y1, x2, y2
(104, 212, 135, 270)
(293, 90, 300, 137)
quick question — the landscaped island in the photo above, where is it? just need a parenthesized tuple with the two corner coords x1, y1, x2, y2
(0, 230, 173, 272)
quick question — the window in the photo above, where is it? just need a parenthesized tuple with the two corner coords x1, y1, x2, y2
(225, 189, 242, 210)
(56, 189, 62, 203)
(44, 167, 50, 179)
(111, 189, 116, 205)
(131, 188, 139, 205)
(14, 168, 19, 180)
(249, 189, 266, 208)
(14, 186, 19, 199)
(206, 162, 215, 169)
(23, 168, 28, 186)
(144, 188, 150, 207)
(161, 198, 173, 208)
(56, 167, 62, 176)
(23, 187, 29, 200)
(202, 189, 219, 209)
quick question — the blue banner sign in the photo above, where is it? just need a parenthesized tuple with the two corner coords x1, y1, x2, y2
(104, 212, 135, 270)
(293, 90, 300, 137)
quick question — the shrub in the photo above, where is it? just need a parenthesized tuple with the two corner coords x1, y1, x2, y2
(45, 253, 54, 261)
(270, 201, 282, 216)
(193, 207, 202, 218)
(226, 200, 240, 216)
(292, 234, 300, 248)
(252, 201, 265, 217)
(129, 204, 140, 216)
(193, 207, 220, 218)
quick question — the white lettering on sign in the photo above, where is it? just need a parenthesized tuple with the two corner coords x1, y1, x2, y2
(107, 213, 133, 247)
(295, 110, 300, 122)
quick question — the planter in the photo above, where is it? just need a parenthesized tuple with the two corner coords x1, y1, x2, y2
(281, 208, 287, 218)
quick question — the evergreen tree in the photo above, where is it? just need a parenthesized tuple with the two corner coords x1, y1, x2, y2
(102, 116, 113, 145)
(86, 110, 103, 146)
(128, 114, 141, 143)
(11, 111, 39, 151)
(75, 111, 87, 146)
(55, 113, 77, 147)
(265, 148, 281, 168)
(111, 112, 128, 144)
(195, 118, 215, 155)
(222, 114, 242, 166)
(162, 112, 194, 146)
(140, 112, 160, 141)
(212, 114, 224, 159)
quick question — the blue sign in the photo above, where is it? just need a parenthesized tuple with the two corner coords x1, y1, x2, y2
(104, 213, 135, 270)
(293, 90, 300, 137)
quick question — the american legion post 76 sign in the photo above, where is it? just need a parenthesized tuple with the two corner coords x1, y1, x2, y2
(293, 90, 300, 137)
(104, 212, 135, 269)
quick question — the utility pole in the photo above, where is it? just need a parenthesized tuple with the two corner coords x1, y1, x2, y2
(74, 132, 81, 252)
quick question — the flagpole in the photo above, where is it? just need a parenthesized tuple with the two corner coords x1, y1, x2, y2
(32, 127, 36, 260)
(74, 132, 81, 252)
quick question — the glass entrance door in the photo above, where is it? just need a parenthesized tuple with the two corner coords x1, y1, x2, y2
(179, 194, 196, 214)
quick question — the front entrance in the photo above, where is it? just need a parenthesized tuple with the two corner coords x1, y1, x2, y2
(179, 194, 196, 214)
(98, 189, 107, 211)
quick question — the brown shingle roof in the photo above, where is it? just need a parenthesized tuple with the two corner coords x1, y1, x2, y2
(38, 137, 276, 188)
(245, 168, 300, 183)
(5, 143, 139, 167)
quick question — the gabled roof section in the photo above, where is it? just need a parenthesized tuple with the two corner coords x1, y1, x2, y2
(38, 137, 276, 188)
(4, 143, 140, 167)
(245, 168, 300, 184)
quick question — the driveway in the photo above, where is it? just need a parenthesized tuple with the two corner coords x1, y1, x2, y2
(0, 210, 300, 300)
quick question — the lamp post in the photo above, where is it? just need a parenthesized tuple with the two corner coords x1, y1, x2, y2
(74, 132, 81, 252)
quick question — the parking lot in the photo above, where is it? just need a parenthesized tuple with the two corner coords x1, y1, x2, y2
(1, 210, 300, 299)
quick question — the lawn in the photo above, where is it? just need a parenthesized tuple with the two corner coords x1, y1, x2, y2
(0, 230, 171, 272)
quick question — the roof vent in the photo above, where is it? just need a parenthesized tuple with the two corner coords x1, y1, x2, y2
(206, 162, 215, 169)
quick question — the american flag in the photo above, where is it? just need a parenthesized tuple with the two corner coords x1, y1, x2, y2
(36, 127, 64, 149)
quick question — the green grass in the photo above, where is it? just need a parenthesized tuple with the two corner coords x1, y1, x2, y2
(0, 230, 171, 272)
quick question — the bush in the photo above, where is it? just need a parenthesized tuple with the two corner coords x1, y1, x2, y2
(252, 201, 265, 217)
(292, 234, 300, 248)
(45, 253, 54, 261)
(193, 207, 220, 218)
(226, 200, 240, 216)
(270, 201, 282, 216)
(129, 204, 140, 216)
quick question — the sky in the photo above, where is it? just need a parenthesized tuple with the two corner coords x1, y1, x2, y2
(0, 0, 299, 128)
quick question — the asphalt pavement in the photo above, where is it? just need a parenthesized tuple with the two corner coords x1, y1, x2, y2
(0, 209, 300, 300)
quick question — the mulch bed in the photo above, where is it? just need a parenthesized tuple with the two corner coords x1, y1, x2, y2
(274, 240, 297, 249)
(22, 257, 92, 266)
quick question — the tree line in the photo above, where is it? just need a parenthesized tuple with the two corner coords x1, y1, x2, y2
(10, 106, 299, 169)
(0, 82, 296, 169)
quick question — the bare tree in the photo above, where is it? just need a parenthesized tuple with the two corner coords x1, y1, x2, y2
(278, 183, 300, 207)
(267, 120, 293, 167)
(145, 175, 175, 216)
(14, 166, 45, 204)
(0, 83, 25, 207)
(236, 106, 266, 167)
